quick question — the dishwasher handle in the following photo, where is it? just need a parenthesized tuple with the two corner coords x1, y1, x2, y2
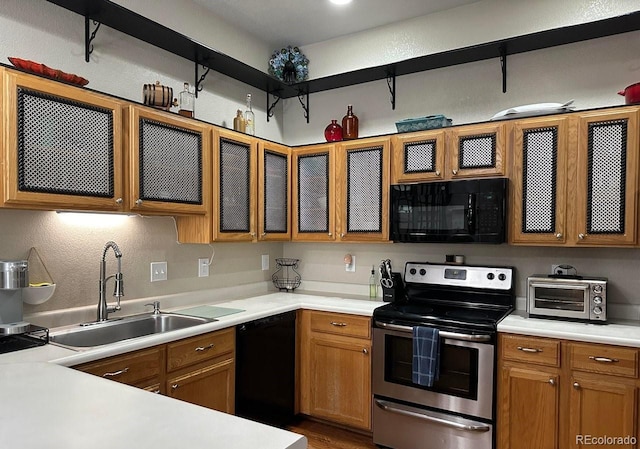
(237, 311, 296, 332)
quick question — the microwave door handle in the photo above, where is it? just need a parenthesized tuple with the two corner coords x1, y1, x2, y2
(467, 193, 476, 234)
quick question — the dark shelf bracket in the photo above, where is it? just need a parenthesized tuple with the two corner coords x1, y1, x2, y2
(386, 71, 396, 110)
(84, 17, 102, 63)
(266, 88, 282, 122)
(195, 62, 211, 98)
(500, 45, 507, 93)
(297, 87, 309, 123)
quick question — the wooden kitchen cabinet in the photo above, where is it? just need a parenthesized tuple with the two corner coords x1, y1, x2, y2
(391, 122, 506, 183)
(510, 107, 639, 247)
(123, 105, 212, 216)
(498, 333, 639, 449)
(75, 346, 165, 391)
(1, 68, 125, 212)
(299, 310, 372, 431)
(257, 140, 291, 241)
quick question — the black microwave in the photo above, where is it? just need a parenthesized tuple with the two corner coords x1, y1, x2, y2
(390, 178, 507, 243)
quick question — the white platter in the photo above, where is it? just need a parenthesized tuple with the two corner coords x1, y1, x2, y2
(490, 100, 575, 120)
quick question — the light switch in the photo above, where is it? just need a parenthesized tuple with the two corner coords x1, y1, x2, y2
(150, 262, 167, 282)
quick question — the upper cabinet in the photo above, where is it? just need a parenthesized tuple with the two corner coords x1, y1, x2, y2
(258, 141, 291, 241)
(1, 69, 124, 211)
(391, 123, 506, 183)
(510, 108, 639, 247)
(124, 105, 211, 216)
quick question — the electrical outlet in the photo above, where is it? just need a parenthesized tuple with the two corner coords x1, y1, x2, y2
(198, 258, 209, 277)
(150, 262, 167, 282)
(551, 264, 565, 275)
(346, 256, 356, 272)
(261, 255, 269, 271)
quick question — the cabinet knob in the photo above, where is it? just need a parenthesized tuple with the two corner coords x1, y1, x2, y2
(171, 384, 179, 390)
(135, 199, 143, 206)
(452, 169, 458, 175)
(340, 233, 345, 238)
(548, 378, 555, 386)
(152, 389, 161, 394)
(250, 232, 256, 237)
(261, 232, 266, 237)
(115, 197, 123, 205)
(435, 170, 441, 176)
(328, 232, 333, 237)
(555, 233, 562, 239)
(578, 233, 586, 240)
(573, 382, 580, 390)
(363, 348, 369, 355)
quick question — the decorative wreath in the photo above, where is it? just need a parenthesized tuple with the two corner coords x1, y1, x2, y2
(269, 46, 309, 84)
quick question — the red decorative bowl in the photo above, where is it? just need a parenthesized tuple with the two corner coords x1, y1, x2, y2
(8, 57, 89, 86)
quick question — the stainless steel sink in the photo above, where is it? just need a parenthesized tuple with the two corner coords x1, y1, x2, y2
(49, 313, 217, 349)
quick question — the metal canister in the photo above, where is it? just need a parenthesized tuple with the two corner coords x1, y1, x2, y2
(143, 81, 174, 110)
(0, 260, 28, 290)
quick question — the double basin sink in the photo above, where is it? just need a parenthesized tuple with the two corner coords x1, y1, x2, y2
(49, 313, 217, 349)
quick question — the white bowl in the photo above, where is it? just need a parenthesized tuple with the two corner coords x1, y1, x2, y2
(22, 284, 56, 305)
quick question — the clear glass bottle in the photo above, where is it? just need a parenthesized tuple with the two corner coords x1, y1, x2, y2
(233, 109, 246, 133)
(178, 82, 195, 118)
(369, 266, 377, 298)
(342, 104, 359, 140)
(244, 93, 255, 135)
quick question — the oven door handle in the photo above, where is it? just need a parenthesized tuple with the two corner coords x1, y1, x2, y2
(374, 321, 492, 342)
(374, 399, 491, 433)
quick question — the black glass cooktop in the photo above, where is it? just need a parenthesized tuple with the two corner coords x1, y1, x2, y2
(0, 326, 49, 354)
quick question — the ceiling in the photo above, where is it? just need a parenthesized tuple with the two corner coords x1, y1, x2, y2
(192, 0, 479, 47)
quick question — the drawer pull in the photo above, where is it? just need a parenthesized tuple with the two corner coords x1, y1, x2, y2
(588, 356, 619, 363)
(102, 367, 129, 378)
(330, 322, 348, 327)
(195, 343, 215, 352)
(517, 346, 542, 353)
(171, 384, 179, 390)
(152, 389, 161, 394)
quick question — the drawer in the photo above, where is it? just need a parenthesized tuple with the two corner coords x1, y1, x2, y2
(76, 346, 162, 385)
(167, 328, 234, 372)
(500, 334, 560, 367)
(569, 342, 638, 378)
(310, 311, 371, 339)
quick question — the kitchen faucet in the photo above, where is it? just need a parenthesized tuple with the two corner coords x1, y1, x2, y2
(97, 241, 124, 321)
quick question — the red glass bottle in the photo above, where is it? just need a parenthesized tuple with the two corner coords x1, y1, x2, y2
(324, 119, 343, 142)
(341, 105, 359, 140)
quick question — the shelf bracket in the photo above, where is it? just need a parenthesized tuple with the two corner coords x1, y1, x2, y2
(84, 17, 102, 63)
(386, 71, 396, 110)
(195, 62, 211, 98)
(266, 88, 282, 122)
(298, 87, 309, 123)
(500, 45, 507, 93)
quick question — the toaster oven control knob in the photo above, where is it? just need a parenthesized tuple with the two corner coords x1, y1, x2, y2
(419, 269, 426, 276)
(593, 306, 603, 315)
(498, 273, 506, 281)
(593, 296, 602, 305)
(593, 285, 603, 294)
(409, 268, 417, 275)
(487, 273, 495, 280)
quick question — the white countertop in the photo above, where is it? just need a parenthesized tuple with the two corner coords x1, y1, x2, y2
(499, 311, 640, 347)
(0, 362, 306, 449)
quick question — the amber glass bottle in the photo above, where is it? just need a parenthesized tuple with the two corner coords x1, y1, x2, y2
(341, 105, 359, 140)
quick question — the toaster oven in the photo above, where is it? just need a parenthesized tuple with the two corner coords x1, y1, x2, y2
(527, 275, 607, 322)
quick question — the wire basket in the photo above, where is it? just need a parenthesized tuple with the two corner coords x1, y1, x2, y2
(272, 258, 301, 292)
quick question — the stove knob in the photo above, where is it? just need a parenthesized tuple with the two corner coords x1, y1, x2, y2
(498, 273, 507, 281)
(593, 285, 603, 294)
(487, 273, 495, 280)
(593, 306, 603, 315)
(419, 269, 426, 276)
(593, 296, 602, 305)
(409, 268, 417, 275)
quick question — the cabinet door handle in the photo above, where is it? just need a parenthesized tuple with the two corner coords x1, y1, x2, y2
(115, 197, 123, 205)
(588, 356, 619, 363)
(102, 367, 129, 378)
(517, 346, 542, 353)
(195, 343, 215, 352)
(171, 384, 180, 390)
(578, 233, 586, 240)
(548, 378, 555, 386)
(555, 233, 563, 239)
(573, 382, 580, 389)
(330, 321, 347, 327)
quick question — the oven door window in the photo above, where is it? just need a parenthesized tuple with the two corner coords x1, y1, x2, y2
(384, 334, 479, 400)
(532, 285, 586, 312)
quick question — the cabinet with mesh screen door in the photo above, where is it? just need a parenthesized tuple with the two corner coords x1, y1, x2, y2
(213, 128, 258, 242)
(258, 141, 291, 241)
(1, 69, 125, 211)
(337, 137, 390, 242)
(510, 107, 639, 247)
(124, 105, 211, 216)
(391, 123, 506, 183)
(292, 143, 337, 242)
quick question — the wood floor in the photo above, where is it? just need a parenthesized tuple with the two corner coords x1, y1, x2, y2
(287, 419, 378, 449)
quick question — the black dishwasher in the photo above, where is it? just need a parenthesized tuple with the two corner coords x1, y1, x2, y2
(235, 311, 296, 427)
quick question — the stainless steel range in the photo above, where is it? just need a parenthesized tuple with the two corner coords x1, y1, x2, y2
(372, 262, 515, 449)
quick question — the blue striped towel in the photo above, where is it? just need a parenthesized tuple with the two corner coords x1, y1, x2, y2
(412, 326, 440, 387)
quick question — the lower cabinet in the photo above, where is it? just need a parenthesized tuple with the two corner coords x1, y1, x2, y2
(74, 327, 235, 413)
(498, 333, 639, 449)
(299, 310, 372, 431)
